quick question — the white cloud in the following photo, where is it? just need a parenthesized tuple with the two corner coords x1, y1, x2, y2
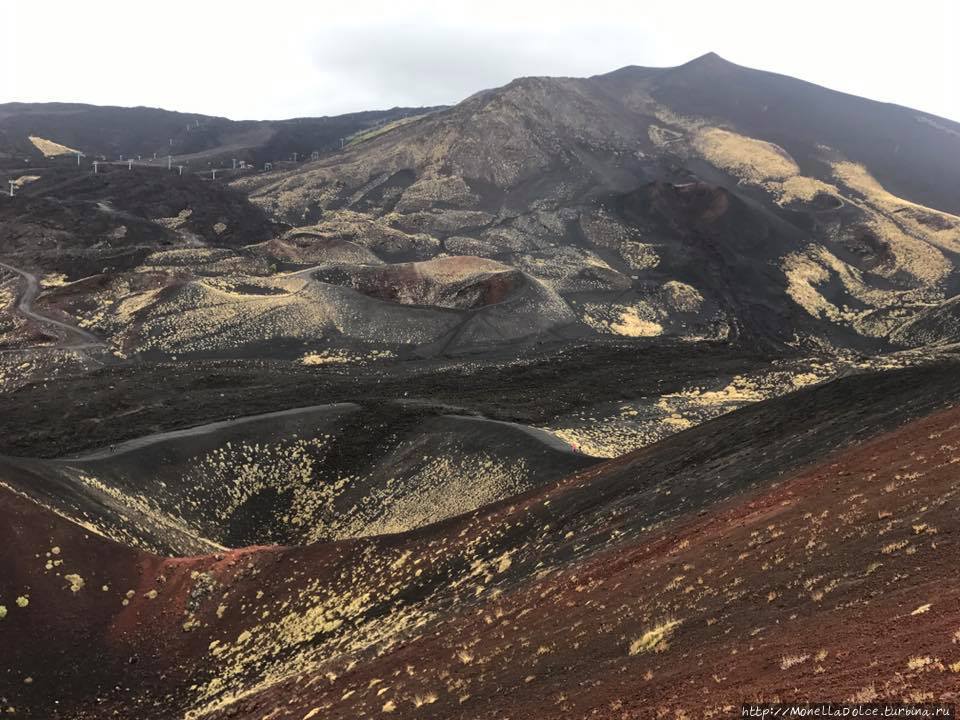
(2, 0, 957, 122)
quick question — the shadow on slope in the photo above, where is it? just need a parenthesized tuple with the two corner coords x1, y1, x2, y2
(3, 360, 960, 717)
(0, 402, 595, 555)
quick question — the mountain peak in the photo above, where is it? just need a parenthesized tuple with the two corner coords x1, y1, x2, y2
(682, 51, 735, 68)
(593, 52, 737, 84)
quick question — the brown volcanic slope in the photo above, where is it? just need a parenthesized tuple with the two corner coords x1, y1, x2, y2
(3, 361, 960, 719)
(242, 52, 960, 216)
(236, 52, 960, 353)
(6, 54, 960, 365)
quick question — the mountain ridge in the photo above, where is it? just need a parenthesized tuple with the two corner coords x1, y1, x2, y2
(0, 102, 444, 169)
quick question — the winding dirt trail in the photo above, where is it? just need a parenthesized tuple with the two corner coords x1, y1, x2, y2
(57, 403, 583, 463)
(60, 402, 362, 461)
(0, 259, 106, 349)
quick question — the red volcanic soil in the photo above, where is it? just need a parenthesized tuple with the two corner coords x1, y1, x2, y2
(316, 255, 526, 309)
(0, 479, 304, 717)
(3, 377, 960, 718)
(206, 403, 960, 720)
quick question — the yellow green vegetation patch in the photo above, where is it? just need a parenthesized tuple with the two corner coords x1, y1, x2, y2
(28, 135, 80, 157)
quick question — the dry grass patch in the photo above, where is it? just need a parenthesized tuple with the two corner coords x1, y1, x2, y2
(412, 693, 437, 707)
(455, 649, 474, 665)
(780, 653, 810, 670)
(629, 619, 681, 655)
(694, 128, 799, 183)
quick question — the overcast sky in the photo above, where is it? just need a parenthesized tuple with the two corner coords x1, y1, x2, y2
(3, 1, 958, 122)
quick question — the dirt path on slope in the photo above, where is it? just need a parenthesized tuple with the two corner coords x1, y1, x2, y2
(0, 259, 106, 349)
(59, 402, 363, 461)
